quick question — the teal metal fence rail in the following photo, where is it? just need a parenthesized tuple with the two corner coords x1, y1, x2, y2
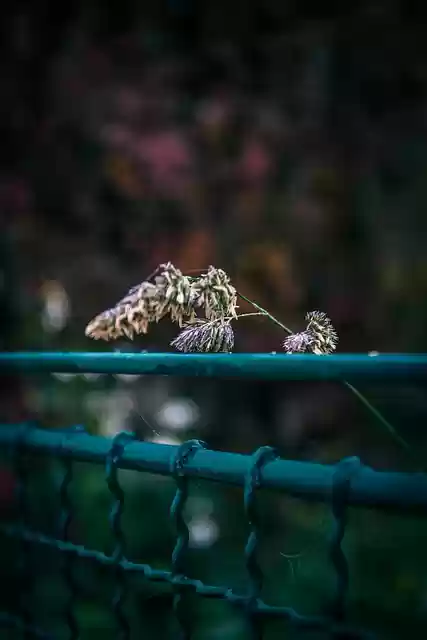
(0, 352, 427, 639)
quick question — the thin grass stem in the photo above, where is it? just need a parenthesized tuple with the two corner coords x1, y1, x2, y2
(236, 292, 294, 334)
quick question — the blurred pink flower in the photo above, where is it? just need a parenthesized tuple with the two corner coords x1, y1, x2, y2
(134, 130, 195, 196)
(238, 138, 272, 185)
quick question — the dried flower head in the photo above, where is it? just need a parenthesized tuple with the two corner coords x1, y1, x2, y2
(85, 282, 157, 340)
(85, 263, 196, 341)
(282, 331, 314, 354)
(305, 311, 338, 354)
(171, 319, 234, 353)
(191, 266, 238, 320)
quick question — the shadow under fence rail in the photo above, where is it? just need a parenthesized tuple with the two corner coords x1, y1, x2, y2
(0, 352, 427, 639)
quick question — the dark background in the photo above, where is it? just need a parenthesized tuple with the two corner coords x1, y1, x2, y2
(1, 1, 427, 638)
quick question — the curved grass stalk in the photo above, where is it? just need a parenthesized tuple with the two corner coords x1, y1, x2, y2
(237, 293, 294, 334)
(342, 381, 410, 452)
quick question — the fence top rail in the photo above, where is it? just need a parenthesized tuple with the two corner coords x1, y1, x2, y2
(1, 424, 427, 513)
(0, 352, 427, 381)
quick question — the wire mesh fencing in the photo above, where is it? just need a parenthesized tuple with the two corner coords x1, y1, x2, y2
(0, 352, 427, 639)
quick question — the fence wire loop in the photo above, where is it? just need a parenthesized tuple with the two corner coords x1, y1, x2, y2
(169, 439, 206, 639)
(106, 431, 136, 497)
(330, 456, 362, 624)
(105, 431, 136, 640)
(244, 446, 279, 638)
(170, 439, 207, 479)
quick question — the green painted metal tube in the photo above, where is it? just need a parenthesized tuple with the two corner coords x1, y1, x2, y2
(1, 424, 427, 512)
(0, 352, 426, 380)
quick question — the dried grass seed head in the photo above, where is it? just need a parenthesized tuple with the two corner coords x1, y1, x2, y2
(85, 281, 157, 340)
(171, 319, 234, 353)
(305, 310, 338, 354)
(85, 262, 196, 341)
(282, 331, 314, 354)
(191, 266, 238, 320)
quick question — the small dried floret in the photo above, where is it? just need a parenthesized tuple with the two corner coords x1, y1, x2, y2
(191, 266, 238, 320)
(152, 263, 195, 326)
(85, 308, 116, 341)
(85, 286, 155, 340)
(171, 319, 234, 353)
(85, 305, 133, 341)
(282, 331, 314, 354)
(305, 311, 338, 355)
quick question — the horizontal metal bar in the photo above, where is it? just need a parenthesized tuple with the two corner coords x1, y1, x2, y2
(0, 352, 426, 381)
(0, 525, 372, 639)
(1, 425, 427, 512)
